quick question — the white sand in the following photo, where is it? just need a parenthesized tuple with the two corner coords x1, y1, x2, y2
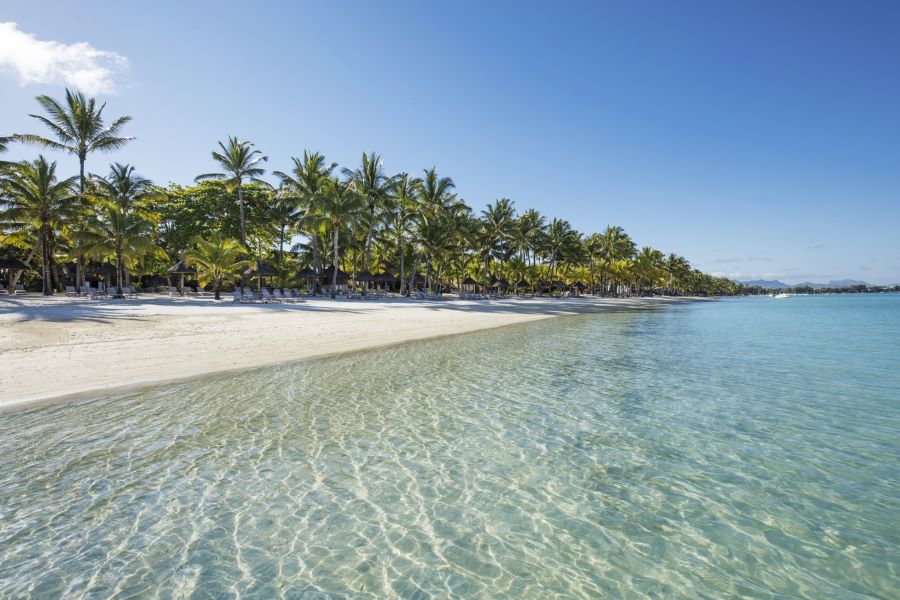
(0, 294, 707, 408)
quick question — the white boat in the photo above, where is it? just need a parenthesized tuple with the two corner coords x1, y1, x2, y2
(774, 293, 795, 298)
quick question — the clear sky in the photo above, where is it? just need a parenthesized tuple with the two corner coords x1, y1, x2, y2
(1, 1, 898, 284)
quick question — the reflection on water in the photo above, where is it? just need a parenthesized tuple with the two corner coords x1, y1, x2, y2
(1, 295, 898, 598)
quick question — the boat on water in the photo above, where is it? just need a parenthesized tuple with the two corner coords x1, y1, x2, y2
(774, 293, 796, 298)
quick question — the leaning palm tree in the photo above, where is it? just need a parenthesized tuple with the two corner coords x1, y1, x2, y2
(320, 179, 366, 298)
(13, 89, 133, 285)
(195, 137, 267, 246)
(0, 157, 79, 295)
(183, 232, 254, 300)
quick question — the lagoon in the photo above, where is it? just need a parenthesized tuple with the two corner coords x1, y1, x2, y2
(1, 295, 898, 598)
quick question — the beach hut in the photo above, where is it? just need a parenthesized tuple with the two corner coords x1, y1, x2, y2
(167, 260, 197, 293)
(244, 261, 275, 293)
(460, 276, 478, 294)
(515, 279, 529, 294)
(355, 270, 374, 293)
(297, 266, 318, 293)
(491, 277, 510, 293)
(89, 262, 118, 292)
(374, 270, 397, 292)
(321, 265, 349, 295)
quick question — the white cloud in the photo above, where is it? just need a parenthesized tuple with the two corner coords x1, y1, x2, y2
(0, 22, 127, 94)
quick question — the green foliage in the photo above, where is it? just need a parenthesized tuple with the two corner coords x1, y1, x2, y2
(154, 180, 275, 260)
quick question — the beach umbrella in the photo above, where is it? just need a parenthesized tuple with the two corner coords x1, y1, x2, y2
(297, 266, 317, 279)
(168, 259, 197, 292)
(321, 265, 349, 293)
(244, 261, 275, 292)
(462, 276, 477, 286)
(356, 270, 374, 291)
(374, 271, 397, 291)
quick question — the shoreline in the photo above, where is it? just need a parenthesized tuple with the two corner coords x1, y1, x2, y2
(0, 295, 711, 410)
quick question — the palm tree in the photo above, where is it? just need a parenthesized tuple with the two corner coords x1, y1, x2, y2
(598, 225, 636, 295)
(343, 152, 389, 271)
(195, 137, 267, 246)
(479, 198, 515, 290)
(79, 164, 162, 296)
(0, 157, 78, 295)
(183, 232, 253, 300)
(76, 202, 163, 297)
(13, 89, 133, 286)
(273, 151, 336, 292)
(386, 173, 421, 295)
(320, 179, 366, 298)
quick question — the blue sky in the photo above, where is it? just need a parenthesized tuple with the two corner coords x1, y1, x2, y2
(1, 1, 898, 284)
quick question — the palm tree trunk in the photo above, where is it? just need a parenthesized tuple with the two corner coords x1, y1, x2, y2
(311, 233, 320, 294)
(331, 227, 339, 299)
(237, 183, 247, 246)
(76, 155, 86, 288)
(115, 248, 124, 297)
(399, 237, 406, 296)
(41, 227, 52, 296)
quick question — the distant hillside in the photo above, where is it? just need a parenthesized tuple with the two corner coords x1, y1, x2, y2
(794, 279, 869, 289)
(740, 279, 789, 289)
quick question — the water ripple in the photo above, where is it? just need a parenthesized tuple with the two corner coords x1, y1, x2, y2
(1, 295, 898, 598)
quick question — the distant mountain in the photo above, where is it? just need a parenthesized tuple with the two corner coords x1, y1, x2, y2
(739, 279, 790, 289)
(740, 278, 870, 289)
(794, 279, 869, 289)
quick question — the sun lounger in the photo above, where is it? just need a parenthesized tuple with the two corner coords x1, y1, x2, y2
(13, 284, 27, 295)
(168, 286, 181, 297)
(282, 288, 302, 302)
(64, 285, 78, 297)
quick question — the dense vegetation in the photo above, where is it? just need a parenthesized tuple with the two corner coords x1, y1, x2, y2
(1, 89, 742, 297)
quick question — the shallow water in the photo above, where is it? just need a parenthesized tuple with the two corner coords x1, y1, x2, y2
(1, 295, 898, 599)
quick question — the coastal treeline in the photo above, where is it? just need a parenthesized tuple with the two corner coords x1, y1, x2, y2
(1, 89, 741, 297)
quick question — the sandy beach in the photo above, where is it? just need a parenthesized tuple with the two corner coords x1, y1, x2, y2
(0, 294, 705, 408)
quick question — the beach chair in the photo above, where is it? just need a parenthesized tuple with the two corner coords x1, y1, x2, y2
(272, 288, 287, 303)
(13, 284, 27, 295)
(259, 288, 276, 303)
(242, 287, 262, 303)
(168, 286, 181, 297)
(232, 290, 245, 303)
(64, 285, 78, 297)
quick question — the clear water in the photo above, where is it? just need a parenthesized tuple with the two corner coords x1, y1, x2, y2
(1, 295, 898, 599)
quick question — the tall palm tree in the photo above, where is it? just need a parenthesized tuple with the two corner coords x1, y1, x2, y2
(273, 151, 336, 292)
(195, 136, 267, 246)
(386, 173, 421, 295)
(0, 157, 78, 295)
(80, 164, 162, 296)
(598, 225, 636, 295)
(343, 152, 389, 271)
(183, 232, 253, 300)
(13, 89, 133, 286)
(416, 167, 456, 212)
(479, 198, 515, 290)
(320, 179, 366, 298)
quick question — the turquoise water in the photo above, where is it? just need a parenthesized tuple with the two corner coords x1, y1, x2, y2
(1, 295, 898, 599)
